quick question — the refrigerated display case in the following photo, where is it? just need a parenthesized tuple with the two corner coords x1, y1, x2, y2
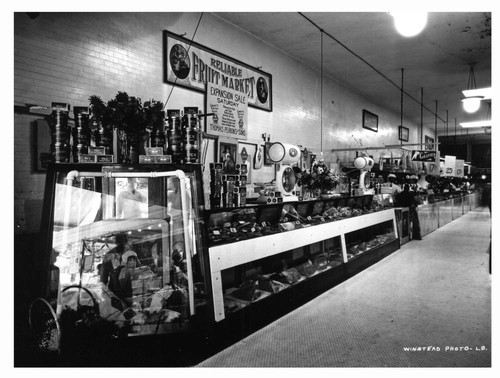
(35, 163, 208, 338)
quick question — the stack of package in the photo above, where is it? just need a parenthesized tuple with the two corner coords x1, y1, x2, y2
(210, 163, 248, 209)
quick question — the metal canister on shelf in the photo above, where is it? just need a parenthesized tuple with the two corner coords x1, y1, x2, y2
(73, 111, 91, 162)
(47, 109, 71, 163)
(184, 143, 199, 163)
(75, 144, 88, 157)
(74, 125, 90, 146)
(95, 127, 113, 155)
(48, 110, 70, 140)
(51, 142, 70, 163)
(151, 126, 166, 151)
(166, 114, 184, 163)
(182, 111, 200, 163)
(51, 125, 70, 144)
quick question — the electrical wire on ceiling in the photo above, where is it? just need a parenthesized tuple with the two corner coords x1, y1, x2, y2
(400, 68, 404, 146)
(320, 29, 324, 154)
(298, 12, 446, 124)
(163, 12, 204, 110)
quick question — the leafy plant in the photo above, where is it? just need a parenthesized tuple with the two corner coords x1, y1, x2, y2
(299, 161, 339, 192)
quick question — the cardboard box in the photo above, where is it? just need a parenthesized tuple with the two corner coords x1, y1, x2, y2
(79, 154, 96, 163)
(96, 154, 113, 163)
(145, 147, 164, 156)
(139, 155, 155, 164)
(88, 146, 106, 155)
(155, 155, 172, 163)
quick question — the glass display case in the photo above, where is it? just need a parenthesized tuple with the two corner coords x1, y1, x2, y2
(35, 163, 402, 345)
(36, 163, 207, 337)
(205, 195, 399, 322)
(205, 195, 375, 248)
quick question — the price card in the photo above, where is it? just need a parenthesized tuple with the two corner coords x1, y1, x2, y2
(230, 227, 237, 233)
(212, 230, 221, 235)
(307, 216, 312, 221)
(250, 227, 256, 233)
(261, 222, 267, 227)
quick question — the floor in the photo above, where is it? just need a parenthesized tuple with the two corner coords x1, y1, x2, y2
(197, 207, 492, 367)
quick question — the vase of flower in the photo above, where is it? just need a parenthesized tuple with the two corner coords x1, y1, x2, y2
(300, 160, 339, 199)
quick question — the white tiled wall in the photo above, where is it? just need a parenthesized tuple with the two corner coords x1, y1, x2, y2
(14, 12, 432, 233)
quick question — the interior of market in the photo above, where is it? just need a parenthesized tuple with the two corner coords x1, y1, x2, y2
(12, 9, 492, 368)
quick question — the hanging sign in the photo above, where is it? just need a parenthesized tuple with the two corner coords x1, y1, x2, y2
(206, 82, 248, 139)
(443, 155, 457, 177)
(455, 159, 465, 178)
(424, 151, 440, 176)
(163, 31, 272, 112)
(411, 150, 437, 162)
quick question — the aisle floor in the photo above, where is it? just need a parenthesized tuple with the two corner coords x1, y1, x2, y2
(197, 207, 492, 367)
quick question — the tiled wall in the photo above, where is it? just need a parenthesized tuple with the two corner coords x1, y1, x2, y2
(14, 12, 432, 233)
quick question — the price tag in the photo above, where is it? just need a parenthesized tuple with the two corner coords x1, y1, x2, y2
(239, 220, 245, 224)
(307, 216, 312, 221)
(213, 230, 221, 235)
(262, 222, 267, 227)
(251, 227, 256, 233)
(230, 227, 237, 233)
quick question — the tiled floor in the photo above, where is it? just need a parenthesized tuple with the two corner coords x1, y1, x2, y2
(197, 207, 492, 367)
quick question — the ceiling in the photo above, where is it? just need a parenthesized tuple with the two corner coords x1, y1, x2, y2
(214, 12, 491, 136)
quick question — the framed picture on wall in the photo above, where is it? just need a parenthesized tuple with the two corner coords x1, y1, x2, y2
(399, 126, 409, 142)
(362, 109, 378, 132)
(425, 135, 435, 150)
(218, 137, 239, 173)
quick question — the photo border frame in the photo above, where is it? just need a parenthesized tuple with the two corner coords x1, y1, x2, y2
(362, 109, 378, 132)
(399, 126, 410, 142)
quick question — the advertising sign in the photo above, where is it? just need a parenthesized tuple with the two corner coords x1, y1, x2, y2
(443, 155, 457, 177)
(207, 82, 248, 139)
(164, 31, 272, 112)
(424, 151, 441, 176)
(455, 159, 465, 177)
(411, 150, 437, 162)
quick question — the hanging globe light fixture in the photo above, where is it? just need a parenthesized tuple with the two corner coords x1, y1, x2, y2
(391, 12, 428, 37)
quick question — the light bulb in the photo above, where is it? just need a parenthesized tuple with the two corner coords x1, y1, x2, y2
(392, 12, 428, 37)
(462, 97, 481, 113)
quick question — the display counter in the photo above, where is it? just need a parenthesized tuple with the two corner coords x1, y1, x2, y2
(416, 191, 481, 237)
(34, 163, 405, 356)
(205, 195, 398, 322)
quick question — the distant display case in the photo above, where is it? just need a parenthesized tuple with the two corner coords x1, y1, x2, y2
(416, 190, 481, 237)
(37, 163, 208, 337)
(205, 195, 399, 322)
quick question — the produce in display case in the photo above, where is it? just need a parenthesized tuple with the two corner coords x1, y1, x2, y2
(37, 163, 207, 338)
